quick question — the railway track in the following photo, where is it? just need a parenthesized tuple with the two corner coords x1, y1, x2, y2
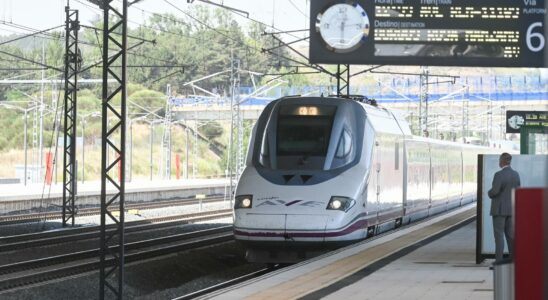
(0, 226, 234, 292)
(0, 196, 227, 225)
(0, 209, 232, 251)
(174, 267, 276, 300)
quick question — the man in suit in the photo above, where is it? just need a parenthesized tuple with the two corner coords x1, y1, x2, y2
(488, 152, 521, 262)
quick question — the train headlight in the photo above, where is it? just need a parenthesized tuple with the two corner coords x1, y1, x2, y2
(235, 195, 253, 209)
(326, 196, 355, 212)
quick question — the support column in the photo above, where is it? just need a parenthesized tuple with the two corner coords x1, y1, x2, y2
(462, 84, 470, 142)
(97, 0, 128, 299)
(336, 64, 350, 97)
(62, 5, 80, 227)
(419, 66, 429, 137)
(162, 84, 172, 179)
(228, 56, 241, 201)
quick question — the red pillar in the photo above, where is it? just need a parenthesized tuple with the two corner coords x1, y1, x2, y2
(175, 154, 181, 180)
(45, 152, 53, 185)
(118, 154, 122, 182)
(514, 188, 545, 300)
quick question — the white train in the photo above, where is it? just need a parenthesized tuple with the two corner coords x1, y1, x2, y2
(233, 96, 490, 263)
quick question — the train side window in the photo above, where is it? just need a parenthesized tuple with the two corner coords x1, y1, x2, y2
(259, 134, 270, 167)
(395, 142, 399, 170)
(335, 129, 352, 158)
(262, 134, 269, 156)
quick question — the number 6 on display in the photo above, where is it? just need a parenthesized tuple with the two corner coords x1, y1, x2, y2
(526, 22, 545, 52)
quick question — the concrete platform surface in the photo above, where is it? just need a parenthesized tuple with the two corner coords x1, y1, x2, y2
(199, 205, 493, 300)
(321, 221, 492, 300)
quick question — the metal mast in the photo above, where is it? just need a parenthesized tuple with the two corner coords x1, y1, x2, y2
(32, 100, 39, 182)
(461, 83, 470, 142)
(228, 56, 241, 199)
(162, 84, 172, 179)
(235, 69, 245, 178)
(419, 66, 429, 136)
(193, 113, 198, 178)
(39, 43, 45, 181)
(62, 5, 80, 227)
(336, 64, 350, 97)
(93, 0, 128, 298)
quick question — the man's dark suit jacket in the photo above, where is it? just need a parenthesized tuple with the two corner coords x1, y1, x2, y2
(488, 166, 521, 216)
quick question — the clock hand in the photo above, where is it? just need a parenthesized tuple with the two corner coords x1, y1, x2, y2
(340, 15, 347, 42)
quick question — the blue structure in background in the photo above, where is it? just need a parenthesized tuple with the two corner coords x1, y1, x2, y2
(171, 75, 548, 106)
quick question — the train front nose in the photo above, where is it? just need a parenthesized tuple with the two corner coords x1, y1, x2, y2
(284, 214, 329, 241)
(233, 207, 330, 243)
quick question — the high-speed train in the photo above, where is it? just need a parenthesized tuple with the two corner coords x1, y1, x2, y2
(233, 95, 491, 263)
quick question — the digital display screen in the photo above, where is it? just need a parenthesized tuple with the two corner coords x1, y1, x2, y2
(309, 0, 546, 67)
(278, 104, 337, 116)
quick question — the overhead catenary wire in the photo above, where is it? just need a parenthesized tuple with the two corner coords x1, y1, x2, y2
(174, 0, 326, 79)
(74, 0, 199, 41)
(0, 20, 181, 74)
(162, 0, 315, 73)
(0, 49, 63, 72)
(287, 0, 308, 18)
(163, 0, 242, 44)
(38, 81, 63, 228)
(0, 24, 64, 47)
(5, 0, 302, 77)
(1, 1, 317, 85)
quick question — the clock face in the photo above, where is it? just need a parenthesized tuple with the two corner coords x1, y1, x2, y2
(316, 3, 370, 53)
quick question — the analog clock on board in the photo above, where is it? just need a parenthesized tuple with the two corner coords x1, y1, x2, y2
(316, 2, 370, 53)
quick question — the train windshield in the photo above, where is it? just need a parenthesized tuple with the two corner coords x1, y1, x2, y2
(269, 105, 337, 170)
(254, 98, 364, 183)
(277, 116, 333, 156)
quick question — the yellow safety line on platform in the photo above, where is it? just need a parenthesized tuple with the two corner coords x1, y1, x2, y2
(244, 208, 476, 300)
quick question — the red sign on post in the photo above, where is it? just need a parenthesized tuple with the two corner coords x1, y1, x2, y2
(175, 154, 181, 180)
(514, 188, 545, 300)
(45, 152, 53, 185)
(118, 154, 122, 183)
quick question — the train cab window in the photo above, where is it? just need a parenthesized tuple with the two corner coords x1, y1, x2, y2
(336, 130, 352, 158)
(331, 129, 354, 169)
(273, 104, 336, 170)
(252, 98, 365, 184)
(277, 117, 333, 156)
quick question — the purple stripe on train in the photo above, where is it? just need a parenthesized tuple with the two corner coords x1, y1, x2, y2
(234, 219, 371, 238)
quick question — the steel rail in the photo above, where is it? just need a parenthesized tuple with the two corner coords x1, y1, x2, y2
(173, 267, 275, 300)
(0, 210, 232, 251)
(0, 227, 233, 291)
(0, 196, 226, 225)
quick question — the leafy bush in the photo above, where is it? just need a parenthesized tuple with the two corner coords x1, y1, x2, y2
(199, 121, 223, 140)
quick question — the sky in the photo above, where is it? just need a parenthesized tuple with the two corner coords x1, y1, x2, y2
(1, 0, 545, 77)
(0, 0, 310, 37)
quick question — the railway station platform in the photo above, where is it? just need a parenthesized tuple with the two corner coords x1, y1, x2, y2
(0, 178, 227, 202)
(199, 205, 494, 300)
(0, 178, 228, 217)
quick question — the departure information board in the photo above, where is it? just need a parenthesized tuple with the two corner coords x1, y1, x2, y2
(309, 0, 546, 67)
(506, 110, 548, 133)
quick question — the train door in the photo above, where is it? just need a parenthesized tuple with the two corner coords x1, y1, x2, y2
(364, 137, 379, 235)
